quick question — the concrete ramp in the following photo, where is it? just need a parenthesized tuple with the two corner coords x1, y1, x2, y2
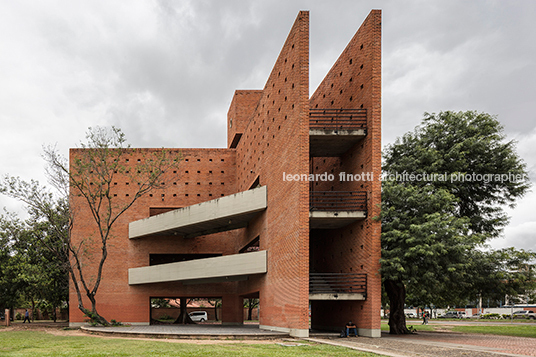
(129, 186, 267, 239)
(129, 250, 267, 285)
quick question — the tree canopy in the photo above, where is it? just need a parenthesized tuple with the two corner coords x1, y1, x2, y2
(1, 126, 181, 325)
(383, 111, 530, 238)
(381, 111, 532, 334)
(0, 212, 69, 320)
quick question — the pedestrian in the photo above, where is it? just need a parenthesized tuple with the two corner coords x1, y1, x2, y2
(23, 309, 31, 323)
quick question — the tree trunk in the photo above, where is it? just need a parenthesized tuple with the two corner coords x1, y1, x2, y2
(214, 305, 218, 321)
(31, 299, 35, 322)
(174, 298, 195, 324)
(384, 279, 410, 334)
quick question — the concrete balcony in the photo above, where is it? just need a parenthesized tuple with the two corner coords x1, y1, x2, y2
(129, 186, 267, 239)
(309, 108, 367, 157)
(129, 250, 267, 285)
(309, 191, 367, 229)
(309, 273, 366, 300)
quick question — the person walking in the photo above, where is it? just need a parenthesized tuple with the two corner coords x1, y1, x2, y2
(422, 311, 428, 325)
(23, 309, 31, 323)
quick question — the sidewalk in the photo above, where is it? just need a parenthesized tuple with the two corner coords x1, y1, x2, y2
(308, 331, 536, 357)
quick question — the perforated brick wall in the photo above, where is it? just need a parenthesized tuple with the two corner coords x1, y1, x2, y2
(69, 10, 381, 336)
(309, 9, 382, 333)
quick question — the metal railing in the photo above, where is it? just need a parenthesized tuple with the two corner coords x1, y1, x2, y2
(309, 273, 367, 295)
(309, 191, 367, 211)
(309, 108, 367, 130)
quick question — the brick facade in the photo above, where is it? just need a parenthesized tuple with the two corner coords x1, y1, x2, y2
(69, 10, 381, 338)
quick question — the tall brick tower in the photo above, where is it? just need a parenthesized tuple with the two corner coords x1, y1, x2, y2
(69, 10, 381, 338)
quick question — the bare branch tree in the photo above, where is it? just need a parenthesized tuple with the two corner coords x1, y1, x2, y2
(2, 126, 181, 325)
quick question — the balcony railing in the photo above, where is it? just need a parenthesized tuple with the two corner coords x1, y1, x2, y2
(309, 273, 367, 295)
(309, 191, 367, 211)
(309, 108, 367, 130)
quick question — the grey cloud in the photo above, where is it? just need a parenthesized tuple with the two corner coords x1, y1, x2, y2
(0, 0, 535, 249)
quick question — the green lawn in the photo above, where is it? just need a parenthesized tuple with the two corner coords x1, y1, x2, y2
(0, 331, 380, 357)
(380, 322, 436, 332)
(381, 321, 536, 338)
(451, 324, 536, 338)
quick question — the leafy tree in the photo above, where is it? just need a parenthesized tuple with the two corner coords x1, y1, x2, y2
(151, 298, 171, 309)
(383, 111, 530, 238)
(469, 248, 536, 306)
(0, 212, 69, 321)
(1, 126, 181, 325)
(381, 111, 531, 334)
(0, 213, 22, 312)
(380, 181, 475, 334)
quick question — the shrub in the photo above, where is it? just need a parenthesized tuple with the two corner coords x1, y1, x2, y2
(83, 311, 101, 326)
(482, 313, 501, 319)
(158, 314, 174, 320)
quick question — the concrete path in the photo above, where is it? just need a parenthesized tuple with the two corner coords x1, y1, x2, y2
(310, 331, 536, 357)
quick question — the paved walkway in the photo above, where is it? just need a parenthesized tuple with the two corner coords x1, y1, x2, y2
(310, 331, 536, 357)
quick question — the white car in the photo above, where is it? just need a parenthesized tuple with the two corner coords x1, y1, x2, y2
(189, 311, 208, 322)
(513, 310, 536, 320)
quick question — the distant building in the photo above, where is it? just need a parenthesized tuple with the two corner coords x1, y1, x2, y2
(69, 10, 382, 338)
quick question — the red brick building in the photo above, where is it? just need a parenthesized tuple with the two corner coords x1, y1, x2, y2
(69, 10, 381, 338)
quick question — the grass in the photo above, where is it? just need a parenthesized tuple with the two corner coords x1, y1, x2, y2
(380, 322, 436, 332)
(0, 330, 380, 357)
(451, 324, 536, 338)
(381, 320, 536, 338)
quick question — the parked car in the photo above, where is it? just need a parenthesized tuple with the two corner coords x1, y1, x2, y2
(189, 311, 208, 322)
(512, 310, 536, 320)
(405, 312, 416, 318)
(438, 311, 466, 319)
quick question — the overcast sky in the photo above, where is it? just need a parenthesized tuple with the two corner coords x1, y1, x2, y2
(1, 0, 534, 251)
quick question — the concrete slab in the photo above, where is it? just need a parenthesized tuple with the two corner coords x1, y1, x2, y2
(309, 210, 366, 229)
(129, 250, 267, 285)
(129, 186, 267, 239)
(81, 324, 289, 340)
(309, 293, 365, 300)
(309, 130, 366, 157)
